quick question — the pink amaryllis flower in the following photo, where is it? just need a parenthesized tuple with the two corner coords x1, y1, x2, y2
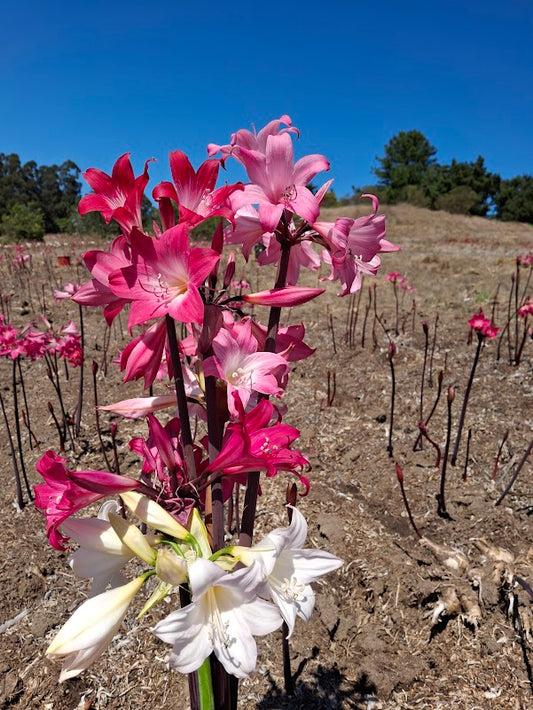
(203, 321, 289, 417)
(315, 195, 398, 296)
(207, 114, 299, 165)
(229, 132, 329, 232)
(152, 151, 241, 230)
(109, 224, 219, 328)
(78, 153, 152, 235)
(468, 311, 499, 339)
(34, 450, 141, 550)
(204, 396, 309, 495)
(73, 236, 132, 325)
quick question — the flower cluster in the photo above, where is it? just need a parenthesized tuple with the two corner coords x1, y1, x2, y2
(0, 314, 83, 366)
(468, 310, 499, 339)
(44, 493, 341, 681)
(35, 116, 397, 694)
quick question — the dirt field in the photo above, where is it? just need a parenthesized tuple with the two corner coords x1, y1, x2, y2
(0, 204, 532, 709)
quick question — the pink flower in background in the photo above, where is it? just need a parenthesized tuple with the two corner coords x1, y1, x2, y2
(109, 225, 219, 327)
(468, 311, 499, 339)
(314, 196, 397, 296)
(78, 153, 152, 235)
(34, 451, 141, 550)
(53, 283, 80, 301)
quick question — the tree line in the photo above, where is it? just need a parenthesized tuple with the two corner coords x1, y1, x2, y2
(333, 130, 533, 223)
(1, 136, 532, 242)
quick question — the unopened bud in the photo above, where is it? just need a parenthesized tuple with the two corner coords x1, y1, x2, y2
(92, 360, 99, 376)
(395, 462, 404, 483)
(447, 386, 455, 403)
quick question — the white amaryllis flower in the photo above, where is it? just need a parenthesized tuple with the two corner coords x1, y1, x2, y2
(152, 558, 282, 678)
(46, 574, 147, 681)
(60, 502, 160, 595)
(231, 507, 343, 637)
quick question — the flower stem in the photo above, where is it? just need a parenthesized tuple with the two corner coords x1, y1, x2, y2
(239, 237, 292, 547)
(451, 334, 483, 466)
(198, 657, 215, 710)
(165, 315, 197, 481)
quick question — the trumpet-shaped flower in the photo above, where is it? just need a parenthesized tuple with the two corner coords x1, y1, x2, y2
(34, 451, 140, 550)
(203, 321, 289, 416)
(46, 574, 147, 681)
(152, 558, 282, 677)
(229, 132, 329, 232)
(231, 507, 343, 636)
(78, 153, 151, 235)
(108, 225, 219, 327)
(61, 502, 160, 595)
(204, 396, 309, 494)
(152, 151, 241, 229)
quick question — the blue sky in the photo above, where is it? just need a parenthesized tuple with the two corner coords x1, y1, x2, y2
(2, 1, 532, 198)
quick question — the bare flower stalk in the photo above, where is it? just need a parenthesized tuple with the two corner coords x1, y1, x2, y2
(387, 342, 396, 458)
(437, 386, 454, 519)
(451, 333, 484, 466)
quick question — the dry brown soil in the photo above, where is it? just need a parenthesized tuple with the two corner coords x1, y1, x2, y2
(0, 204, 532, 709)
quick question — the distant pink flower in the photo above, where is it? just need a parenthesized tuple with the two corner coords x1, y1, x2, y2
(152, 152, 242, 230)
(53, 283, 80, 301)
(78, 153, 152, 235)
(34, 451, 140, 550)
(109, 225, 219, 328)
(230, 132, 329, 232)
(518, 299, 533, 318)
(468, 311, 499, 339)
(386, 271, 401, 284)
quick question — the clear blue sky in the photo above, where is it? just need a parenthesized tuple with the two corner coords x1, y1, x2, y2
(2, 0, 532, 198)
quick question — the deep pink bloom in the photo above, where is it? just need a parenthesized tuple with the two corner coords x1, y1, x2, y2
(468, 311, 499, 339)
(230, 132, 329, 232)
(204, 397, 309, 494)
(119, 319, 168, 388)
(34, 450, 140, 550)
(78, 153, 152, 235)
(109, 225, 219, 328)
(152, 151, 242, 230)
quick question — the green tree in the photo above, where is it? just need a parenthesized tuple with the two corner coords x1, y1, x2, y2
(425, 157, 500, 216)
(1, 202, 45, 241)
(373, 130, 437, 201)
(494, 175, 533, 223)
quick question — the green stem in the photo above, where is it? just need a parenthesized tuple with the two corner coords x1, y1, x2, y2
(198, 657, 215, 710)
